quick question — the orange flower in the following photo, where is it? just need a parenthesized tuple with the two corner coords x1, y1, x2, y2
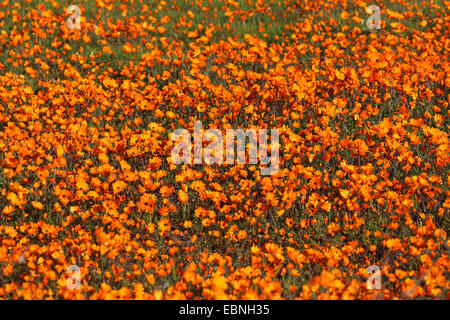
(31, 201, 44, 210)
(123, 43, 134, 53)
(178, 190, 189, 204)
(112, 180, 127, 194)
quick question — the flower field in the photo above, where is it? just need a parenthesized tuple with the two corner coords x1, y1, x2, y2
(0, 0, 448, 299)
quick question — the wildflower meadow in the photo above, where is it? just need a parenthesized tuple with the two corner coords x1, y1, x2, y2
(0, 0, 448, 300)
